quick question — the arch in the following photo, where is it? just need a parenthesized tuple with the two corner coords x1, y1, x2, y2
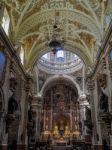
(26, 42, 92, 71)
(40, 74, 82, 97)
(36, 43, 91, 66)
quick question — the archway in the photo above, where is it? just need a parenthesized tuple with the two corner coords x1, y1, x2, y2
(40, 74, 82, 97)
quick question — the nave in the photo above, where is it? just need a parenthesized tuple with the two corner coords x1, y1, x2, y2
(0, 0, 112, 150)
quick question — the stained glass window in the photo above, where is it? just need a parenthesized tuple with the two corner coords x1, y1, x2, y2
(110, 49, 112, 63)
(0, 51, 5, 81)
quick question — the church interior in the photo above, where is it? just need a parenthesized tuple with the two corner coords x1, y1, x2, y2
(0, 0, 112, 150)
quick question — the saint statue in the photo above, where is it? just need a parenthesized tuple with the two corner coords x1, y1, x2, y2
(98, 75, 109, 113)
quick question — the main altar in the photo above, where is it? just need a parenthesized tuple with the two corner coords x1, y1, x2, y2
(41, 84, 80, 144)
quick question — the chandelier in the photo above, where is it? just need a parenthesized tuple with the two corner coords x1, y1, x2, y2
(48, 9, 65, 54)
(49, 25, 65, 55)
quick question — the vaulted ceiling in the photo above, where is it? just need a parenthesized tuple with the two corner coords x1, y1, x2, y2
(1, 0, 112, 70)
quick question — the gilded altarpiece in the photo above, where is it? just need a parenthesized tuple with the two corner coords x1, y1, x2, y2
(41, 84, 80, 143)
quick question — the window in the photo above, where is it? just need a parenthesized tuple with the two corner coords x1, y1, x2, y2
(2, 8, 10, 35)
(20, 47, 24, 64)
(0, 51, 6, 81)
(56, 50, 64, 58)
(110, 49, 112, 63)
(43, 53, 48, 59)
(56, 50, 64, 63)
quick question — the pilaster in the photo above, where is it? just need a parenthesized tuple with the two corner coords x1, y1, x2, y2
(94, 80, 102, 146)
(32, 96, 42, 140)
(87, 78, 99, 149)
(22, 75, 32, 148)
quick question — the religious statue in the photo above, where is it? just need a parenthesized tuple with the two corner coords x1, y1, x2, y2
(53, 125, 59, 138)
(98, 74, 109, 113)
(8, 94, 18, 114)
(59, 121, 65, 137)
(64, 126, 70, 137)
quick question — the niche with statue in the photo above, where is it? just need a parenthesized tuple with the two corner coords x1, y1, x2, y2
(97, 74, 109, 113)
